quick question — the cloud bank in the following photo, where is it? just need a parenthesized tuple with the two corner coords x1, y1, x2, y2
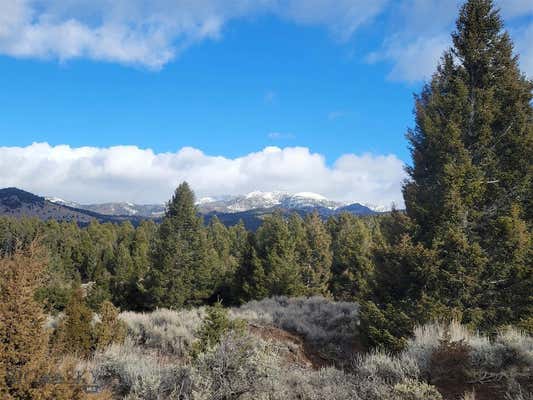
(0, 1, 530, 80)
(0, 143, 406, 207)
(369, 0, 533, 82)
(0, 0, 386, 69)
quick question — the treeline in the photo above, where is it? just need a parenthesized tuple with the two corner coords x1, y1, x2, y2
(0, 187, 386, 313)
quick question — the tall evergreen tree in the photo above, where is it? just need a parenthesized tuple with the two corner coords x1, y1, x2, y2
(329, 214, 374, 301)
(58, 286, 94, 358)
(403, 0, 532, 327)
(255, 212, 305, 296)
(0, 244, 50, 398)
(233, 232, 268, 304)
(147, 182, 217, 308)
(302, 212, 333, 296)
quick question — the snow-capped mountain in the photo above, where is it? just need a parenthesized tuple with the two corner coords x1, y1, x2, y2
(46, 197, 165, 217)
(46, 191, 388, 218)
(195, 191, 344, 213)
(45, 197, 80, 208)
(362, 203, 392, 213)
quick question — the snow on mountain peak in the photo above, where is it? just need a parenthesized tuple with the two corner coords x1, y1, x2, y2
(45, 191, 391, 216)
(245, 191, 285, 201)
(362, 203, 391, 212)
(46, 197, 80, 208)
(197, 197, 216, 205)
(46, 197, 65, 203)
(292, 192, 327, 201)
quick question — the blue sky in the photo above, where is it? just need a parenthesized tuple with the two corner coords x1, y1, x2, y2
(0, 0, 531, 205)
(0, 15, 413, 162)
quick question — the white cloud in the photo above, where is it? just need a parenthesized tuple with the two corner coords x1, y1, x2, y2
(369, 0, 533, 82)
(0, 143, 406, 208)
(368, 34, 451, 83)
(0, 0, 387, 68)
(499, 0, 533, 18)
(515, 22, 533, 75)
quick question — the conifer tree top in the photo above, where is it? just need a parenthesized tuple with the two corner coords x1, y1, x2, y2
(167, 182, 197, 219)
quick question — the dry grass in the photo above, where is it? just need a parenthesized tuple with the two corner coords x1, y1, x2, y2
(119, 308, 205, 357)
(77, 302, 532, 400)
(232, 296, 359, 343)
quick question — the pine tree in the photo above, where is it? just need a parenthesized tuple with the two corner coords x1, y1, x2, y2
(147, 182, 217, 308)
(0, 243, 93, 399)
(58, 286, 94, 357)
(0, 243, 50, 398)
(207, 216, 236, 301)
(111, 241, 135, 309)
(403, 0, 532, 328)
(228, 220, 248, 262)
(192, 301, 246, 356)
(329, 214, 374, 301)
(94, 301, 126, 349)
(129, 221, 155, 311)
(233, 232, 268, 303)
(302, 212, 333, 296)
(255, 212, 305, 296)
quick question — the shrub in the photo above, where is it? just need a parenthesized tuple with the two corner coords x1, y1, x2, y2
(354, 350, 419, 386)
(393, 379, 442, 400)
(359, 301, 411, 352)
(57, 287, 95, 357)
(270, 367, 359, 400)
(468, 327, 533, 389)
(429, 336, 471, 385)
(234, 296, 359, 344)
(193, 302, 246, 356)
(94, 301, 127, 350)
(92, 338, 192, 399)
(403, 321, 487, 376)
(120, 308, 205, 356)
(192, 333, 274, 400)
(517, 317, 533, 336)
(505, 388, 533, 400)
(404, 322, 533, 393)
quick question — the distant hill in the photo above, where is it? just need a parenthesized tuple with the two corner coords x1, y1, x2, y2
(45, 190, 381, 229)
(0, 188, 147, 225)
(48, 191, 381, 216)
(2, 188, 382, 229)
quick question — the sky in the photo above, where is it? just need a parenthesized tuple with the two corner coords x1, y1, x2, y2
(0, 0, 532, 207)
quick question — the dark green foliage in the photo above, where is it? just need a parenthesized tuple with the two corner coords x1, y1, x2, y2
(299, 212, 333, 296)
(207, 216, 240, 302)
(359, 301, 411, 352)
(233, 232, 269, 304)
(255, 212, 305, 297)
(193, 302, 246, 356)
(329, 213, 374, 301)
(147, 182, 218, 308)
(403, 0, 532, 330)
(353, 0, 533, 349)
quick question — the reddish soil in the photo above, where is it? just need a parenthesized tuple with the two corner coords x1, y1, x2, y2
(436, 382, 507, 400)
(248, 324, 531, 400)
(248, 324, 331, 369)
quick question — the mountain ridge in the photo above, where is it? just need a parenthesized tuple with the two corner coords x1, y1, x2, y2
(46, 190, 387, 217)
(0, 188, 383, 230)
